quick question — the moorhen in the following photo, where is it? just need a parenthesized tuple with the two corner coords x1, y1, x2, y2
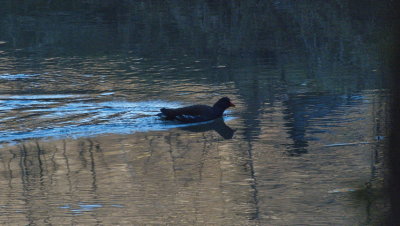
(158, 97, 235, 123)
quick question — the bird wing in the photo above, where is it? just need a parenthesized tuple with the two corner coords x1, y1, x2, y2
(160, 105, 215, 122)
(175, 114, 208, 123)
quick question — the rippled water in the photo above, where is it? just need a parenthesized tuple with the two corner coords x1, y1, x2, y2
(0, 54, 388, 225)
(0, 56, 239, 145)
(0, 93, 237, 143)
(0, 4, 391, 225)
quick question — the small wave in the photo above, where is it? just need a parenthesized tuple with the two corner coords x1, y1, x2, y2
(0, 73, 39, 80)
(0, 94, 81, 100)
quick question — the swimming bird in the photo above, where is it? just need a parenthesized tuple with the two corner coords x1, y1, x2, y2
(158, 97, 235, 123)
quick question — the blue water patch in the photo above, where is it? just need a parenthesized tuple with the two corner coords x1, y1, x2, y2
(0, 96, 235, 144)
(0, 94, 81, 100)
(0, 94, 83, 112)
(58, 203, 124, 214)
(71, 203, 103, 213)
(0, 73, 39, 80)
(324, 142, 371, 147)
(58, 204, 71, 209)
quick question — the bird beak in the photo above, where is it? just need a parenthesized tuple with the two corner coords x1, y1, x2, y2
(229, 102, 235, 107)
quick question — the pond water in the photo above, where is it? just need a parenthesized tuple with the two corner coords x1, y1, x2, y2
(0, 2, 391, 225)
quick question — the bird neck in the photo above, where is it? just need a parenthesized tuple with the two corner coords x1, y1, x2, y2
(213, 105, 226, 116)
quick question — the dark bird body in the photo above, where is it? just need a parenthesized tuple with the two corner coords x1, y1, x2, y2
(158, 97, 235, 123)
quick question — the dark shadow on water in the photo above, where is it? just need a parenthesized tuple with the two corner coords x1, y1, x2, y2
(282, 91, 368, 156)
(178, 118, 235, 139)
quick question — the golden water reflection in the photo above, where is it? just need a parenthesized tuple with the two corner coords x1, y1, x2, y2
(0, 91, 386, 225)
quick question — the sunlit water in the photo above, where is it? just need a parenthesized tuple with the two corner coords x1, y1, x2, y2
(0, 5, 390, 225)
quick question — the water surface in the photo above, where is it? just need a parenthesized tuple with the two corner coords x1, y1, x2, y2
(0, 1, 391, 225)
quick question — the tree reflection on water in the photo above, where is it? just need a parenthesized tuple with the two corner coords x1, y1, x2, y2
(0, 0, 394, 225)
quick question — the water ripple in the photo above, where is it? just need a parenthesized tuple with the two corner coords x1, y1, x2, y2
(0, 73, 39, 80)
(0, 95, 234, 144)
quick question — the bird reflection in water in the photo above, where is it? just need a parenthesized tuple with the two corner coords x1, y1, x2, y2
(179, 118, 235, 139)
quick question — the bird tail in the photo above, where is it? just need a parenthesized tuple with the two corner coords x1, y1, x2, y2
(158, 108, 176, 120)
